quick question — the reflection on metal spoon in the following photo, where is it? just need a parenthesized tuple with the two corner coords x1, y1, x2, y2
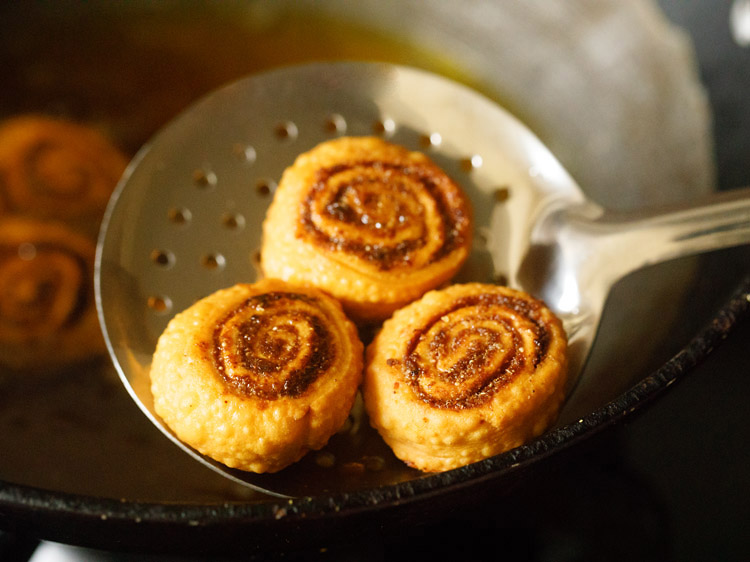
(731, 0, 750, 46)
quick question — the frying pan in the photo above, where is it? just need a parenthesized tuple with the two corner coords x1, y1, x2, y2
(1, 1, 748, 557)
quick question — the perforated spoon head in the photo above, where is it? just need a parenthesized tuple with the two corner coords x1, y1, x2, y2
(96, 62, 590, 497)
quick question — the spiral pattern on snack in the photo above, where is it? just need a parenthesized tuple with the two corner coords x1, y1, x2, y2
(398, 292, 552, 409)
(0, 116, 127, 221)
(213, 291, 335, 400)
(299, 161, 470, 271)
(0, 229, 92, 344)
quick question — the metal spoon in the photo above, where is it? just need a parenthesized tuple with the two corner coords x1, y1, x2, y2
(95, 62, 750, 498)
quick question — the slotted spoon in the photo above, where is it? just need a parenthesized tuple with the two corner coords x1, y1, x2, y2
(95, 62, 750, 498)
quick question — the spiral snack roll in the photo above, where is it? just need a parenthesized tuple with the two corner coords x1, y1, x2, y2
(261, 137, 472, 323)
(0, 217, 104, 371)
(364, 283, 568, 472)
(0, 115, 127, 235)
(150, 279, 364, 473)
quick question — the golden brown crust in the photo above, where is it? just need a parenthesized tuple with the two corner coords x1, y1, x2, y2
(0, 217, 104, 370)
(261, 136, 472, 323)
(0, 115, 127, 234)
(150, 279, 364, 473)
(363, 283, 568, 472)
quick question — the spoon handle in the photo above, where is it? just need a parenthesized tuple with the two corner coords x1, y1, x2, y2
(590, 186, 750, 278)
(546, 186, 750, 317)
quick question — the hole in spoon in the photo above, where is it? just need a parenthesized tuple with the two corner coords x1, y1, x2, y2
(256, 178, 276, 196)
(460, 154, 483, 172)
(274, 121, 298, 141)
(150, 249, 175, 268)
(221, 212, 245, 231)
(232, 143, 257, 164)
(494, 186, 511, 202)
(419, 132, 442, 148)
(251, 250, 263, 277)
(167, 207, 191, 226)
(201, 253, 226, 270)
(372, 118, 395, 136)
(324, 114, 347, 134)
(193, 168, 217, 189)
(147, 295, 172, 314)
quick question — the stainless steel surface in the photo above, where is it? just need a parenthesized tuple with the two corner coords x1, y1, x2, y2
(96, 62, 586, 497)
(96, 62, 750, 497)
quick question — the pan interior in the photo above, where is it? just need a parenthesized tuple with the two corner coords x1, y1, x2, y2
(0, 2, 713, 504)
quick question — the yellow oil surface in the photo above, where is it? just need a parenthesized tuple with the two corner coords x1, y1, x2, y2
(0, 4, 481, 154)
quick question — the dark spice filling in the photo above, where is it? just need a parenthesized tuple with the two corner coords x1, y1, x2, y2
(400, 293, 550, 410)
(299, 161, 469, 270)
(212, 291, 334, 400)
